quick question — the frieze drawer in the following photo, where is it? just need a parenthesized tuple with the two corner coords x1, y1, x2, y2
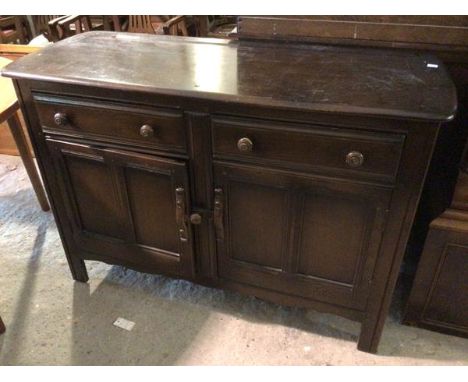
(212, 117, 405, 183)
(33, 94, 187, 154)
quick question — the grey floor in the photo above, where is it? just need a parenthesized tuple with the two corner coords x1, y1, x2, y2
(0, 154, 467, 365)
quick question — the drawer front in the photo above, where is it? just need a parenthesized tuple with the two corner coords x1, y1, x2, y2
(212, 117, 405, 182)
(33, 94, 187, 153)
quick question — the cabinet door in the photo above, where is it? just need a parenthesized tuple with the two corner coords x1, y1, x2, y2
(46, 139, 194, 277)
(213, 162, 392, 310)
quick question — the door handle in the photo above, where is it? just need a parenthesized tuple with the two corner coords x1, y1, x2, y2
(189, 213, 202, 225)
(175, 187, 189, 242)
(214, 188, 225, 241)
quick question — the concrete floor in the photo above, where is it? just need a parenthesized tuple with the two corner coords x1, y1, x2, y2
(0, 154, 467, 365)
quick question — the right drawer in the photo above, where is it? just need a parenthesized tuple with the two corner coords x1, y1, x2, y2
(212, 117, 405, 183)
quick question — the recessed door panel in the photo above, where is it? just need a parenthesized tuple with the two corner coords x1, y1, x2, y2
(125, 166, 179, 253)
(297, 192, 369, 285)
(64, 153, 124, 239)
(228, 180, 288, 269)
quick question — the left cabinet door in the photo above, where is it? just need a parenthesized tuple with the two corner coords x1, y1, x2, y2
(46, 138, 195, 278)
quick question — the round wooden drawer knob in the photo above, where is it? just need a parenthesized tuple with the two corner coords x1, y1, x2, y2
(190, 213, 202, 225)
(237, 137, 253, 152)
(54, 112, 69, 127)
(139, 124, 154, 138)
(346, 151, 365, 168)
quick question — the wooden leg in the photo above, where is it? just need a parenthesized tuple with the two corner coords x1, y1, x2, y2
(6, 112, 50, 212)
(0, 315, 5, 334)
(195, 16, 209, 37)
(357, 318, 382, 353)
(357, 266, 402, 353)
(68, 256, 89, 283)
(111, 16, 121, 31)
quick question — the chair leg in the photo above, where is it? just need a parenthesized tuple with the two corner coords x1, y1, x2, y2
(7, 112, 50, 212)
(0, 315, 5, 334)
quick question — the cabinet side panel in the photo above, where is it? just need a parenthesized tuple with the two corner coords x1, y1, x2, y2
(358, 121, 440, 353)
(11, 79, 89, 281)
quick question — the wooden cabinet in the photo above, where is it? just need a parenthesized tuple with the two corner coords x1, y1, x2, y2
(403, 171, 468, 338)
(404, 213, 468, 338)
(1, 32, 457, 353)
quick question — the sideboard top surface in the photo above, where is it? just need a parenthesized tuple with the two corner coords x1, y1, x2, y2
(2, 31, 457, 121)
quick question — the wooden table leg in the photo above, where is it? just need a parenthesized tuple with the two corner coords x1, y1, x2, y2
(0, 315, 5, 334)
(6, 111, 50, 211)
(194, 16, 209, 37)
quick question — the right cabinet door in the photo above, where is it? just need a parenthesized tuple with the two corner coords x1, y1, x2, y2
(213, 162, 393, 310)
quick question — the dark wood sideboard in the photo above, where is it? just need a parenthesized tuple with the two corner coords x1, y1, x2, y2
(403, 146, 468, 337)
(1, 31, 457, 353)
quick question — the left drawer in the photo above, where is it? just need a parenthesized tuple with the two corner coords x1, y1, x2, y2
(33, 93, 187, 154)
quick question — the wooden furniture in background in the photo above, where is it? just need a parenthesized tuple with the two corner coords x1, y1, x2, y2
(56, 15, 108, 40)
(0, 16, 29, 44)
(162, 16, 189, 36)
(0, 56, 49, 211)
(128, 15, 167, 34)
(2, 31, 456, 353)
(236, 16, 468, 49)
(128, 15, 153, 33)
(31, 15, 67, 42)
(106, 16, 127, 32)
(127, 16, 190, 36)
(0, 44, 41, 156)
(0, 43, 40, 61)
(195, 16, 237, 38)
(403, 168, 468, 338)
(208, 16, 237, 38)
(35, 16, 128, 41)
(0, 44, 49, 338)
